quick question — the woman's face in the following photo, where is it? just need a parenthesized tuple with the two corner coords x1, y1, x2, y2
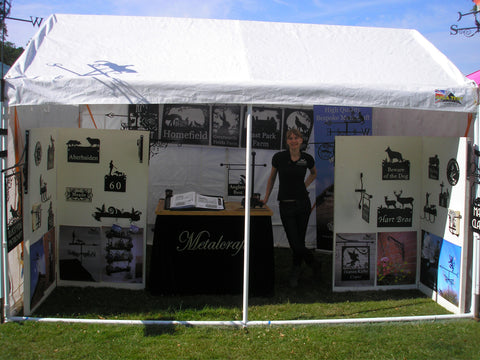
(286, 133, 303, 150)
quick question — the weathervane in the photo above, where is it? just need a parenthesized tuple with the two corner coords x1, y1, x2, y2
(450, 2, 480, 37)
(1, 1, 44, 29)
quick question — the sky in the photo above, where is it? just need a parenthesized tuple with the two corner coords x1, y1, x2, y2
(3, 0, 480, 75)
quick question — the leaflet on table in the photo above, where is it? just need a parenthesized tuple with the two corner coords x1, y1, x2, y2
(168, 191, 225, 210)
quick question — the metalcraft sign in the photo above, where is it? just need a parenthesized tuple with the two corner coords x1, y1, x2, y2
(471, 197, 480, 234)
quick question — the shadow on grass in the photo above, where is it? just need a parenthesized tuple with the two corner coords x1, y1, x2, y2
(144, 324, 177, 336)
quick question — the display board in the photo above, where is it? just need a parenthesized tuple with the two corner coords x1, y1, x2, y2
(334, 136, 471, 314)
(23, 128, 58, 315)
(23, 128, 149, 315)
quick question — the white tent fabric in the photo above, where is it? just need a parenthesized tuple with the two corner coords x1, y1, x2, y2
(4, 14, 477, 112)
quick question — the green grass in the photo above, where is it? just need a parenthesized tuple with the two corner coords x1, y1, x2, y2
(1, 248, 479, 359)
(1, 319, 479, 359)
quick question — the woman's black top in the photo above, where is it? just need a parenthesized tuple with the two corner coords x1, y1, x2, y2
(272, 150, 314, 201)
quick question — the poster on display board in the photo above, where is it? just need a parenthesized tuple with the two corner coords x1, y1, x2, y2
(281, 108, 314, 149)
(126, 104, 159, 141)
(4, 169, 25, 315)
(377, 231, 417, 286)
(5, 169, 23, 252)
(212, 105, 241, 147)
(30, 229, 56, 310)
(333, 135, 471, 313)
(160, 104, 210, 145)
(334, 232, 376, 287)
(58, 225, 144, 284)
(241, 106, 282, 150)
(420, 231, 462, 308)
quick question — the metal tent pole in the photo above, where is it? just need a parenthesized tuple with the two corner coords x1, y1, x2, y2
(0, 105, 7, 323)
(5, 312, 473, 326)
(0, 0, 7, 323)
(242, 104, 253, 326)
(474, 103, 480, 320)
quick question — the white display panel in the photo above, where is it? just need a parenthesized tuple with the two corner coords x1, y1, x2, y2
(23, 128, 149, 315)
(334, 136, 471, 314)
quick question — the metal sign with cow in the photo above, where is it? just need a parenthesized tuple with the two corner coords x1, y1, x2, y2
(66, 137, 101, 163)
(241, 106, 282, 150)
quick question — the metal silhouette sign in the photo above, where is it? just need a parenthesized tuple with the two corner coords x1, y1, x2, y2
(47, 136, 55, 170)
(161, 104, 210, 145)
(93, 204, 141, 222)
(212, 105, 241, 147)
(377, 190, 414, 227)
(66, 137, 100, 163)
(439, 181, 450, 208)
(354, 173, 372, 223)
(421, 192, 437, 223)
(428, 154, 439, 180)
(450, 4, 480, 37)
(382, 146, 410, 180)
(65, 187, 93, 202)
(446, 158, 460, 186)
(105, 160, 126, 192)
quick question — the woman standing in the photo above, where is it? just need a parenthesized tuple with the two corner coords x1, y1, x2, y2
(262, 129, 320, 287)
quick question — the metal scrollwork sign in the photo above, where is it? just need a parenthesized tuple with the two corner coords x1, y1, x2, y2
(450, 5, 480, 37)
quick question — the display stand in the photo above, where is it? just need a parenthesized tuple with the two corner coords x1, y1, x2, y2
(21, 128, 150, 315)
(334, 136, 472, 314)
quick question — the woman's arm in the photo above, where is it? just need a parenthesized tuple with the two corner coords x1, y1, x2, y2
(304, 166, 317, 189)
(262, 167, 278, 204)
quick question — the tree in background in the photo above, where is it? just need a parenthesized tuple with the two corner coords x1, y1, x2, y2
(0, 1, 11, 35)
(3, 41, 23, 65)
(1, 1, 25, 66)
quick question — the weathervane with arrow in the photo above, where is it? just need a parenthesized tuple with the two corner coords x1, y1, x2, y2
(1, 1, 44, 29)
(450, 0, 480, 37)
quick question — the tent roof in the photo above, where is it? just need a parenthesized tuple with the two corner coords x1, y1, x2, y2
(4, 14, 478, 112)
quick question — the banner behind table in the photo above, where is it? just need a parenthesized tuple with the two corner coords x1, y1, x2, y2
(148, 213, 274, 296)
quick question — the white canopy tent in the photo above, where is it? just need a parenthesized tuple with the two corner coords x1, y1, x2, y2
(2, 14, 479, 324)
(4, 14, 477, 110)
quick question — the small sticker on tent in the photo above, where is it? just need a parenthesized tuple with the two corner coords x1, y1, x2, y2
(435, 90, 463, 105)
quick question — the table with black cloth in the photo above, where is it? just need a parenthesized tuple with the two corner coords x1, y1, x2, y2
(148, 200, 275, 296)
